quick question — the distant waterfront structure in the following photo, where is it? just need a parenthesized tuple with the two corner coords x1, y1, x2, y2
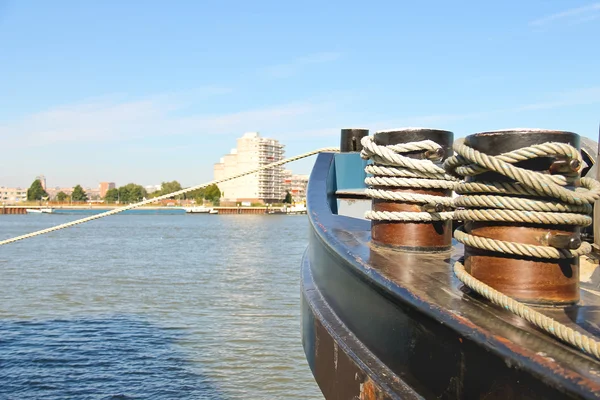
(36, 175, 47, 190)
(46, 187, 73, 200)
(282, 170, 309, 203)
(144, 184, 162, 194)
(214, 132, 285, 204)
(291, 174, 309, 202)
(45, 186, 101, 201)
(85, 187, 101, 200)
(99, 182, 116, 198)
(0, 186, 27, 203)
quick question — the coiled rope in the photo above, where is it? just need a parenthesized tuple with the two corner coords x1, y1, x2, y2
(0, 147, 338, 247)
(360, 135, 458, 222)
(444, 139, 600, 360)
(453, 262, 600, 359)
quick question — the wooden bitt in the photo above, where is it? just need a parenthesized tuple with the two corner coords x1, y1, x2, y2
(464, 129, 581, 305)
(370, 128, 453, 252)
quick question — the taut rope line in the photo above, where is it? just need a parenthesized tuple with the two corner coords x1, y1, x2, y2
(0, 147, 339, 247)
(444, 138, 600, 360)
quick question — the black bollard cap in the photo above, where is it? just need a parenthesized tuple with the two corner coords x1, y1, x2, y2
(340, 128, 369, 152)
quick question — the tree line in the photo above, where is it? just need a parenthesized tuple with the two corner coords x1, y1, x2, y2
(27, 180, 88, 202)
(26, 179, 221, 205)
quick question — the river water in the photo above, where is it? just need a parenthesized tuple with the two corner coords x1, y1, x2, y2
(0, 213, 323, 399)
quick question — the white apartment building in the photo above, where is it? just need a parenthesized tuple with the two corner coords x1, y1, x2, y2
(214, 132, 285, 203)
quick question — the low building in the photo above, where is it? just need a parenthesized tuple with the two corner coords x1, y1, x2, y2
(290, 174, 309, 203)
(0, 187, 27, 203)
(145, 184, 162, 194)
(46, 187, 73, 200)
(99, 182, 116, 198)
(86, 187, 101, 200)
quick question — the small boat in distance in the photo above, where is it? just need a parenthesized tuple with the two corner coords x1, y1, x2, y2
(183, 206, 213, 214)
(285, 204, 307, 214)
(26, 208, 54, 214)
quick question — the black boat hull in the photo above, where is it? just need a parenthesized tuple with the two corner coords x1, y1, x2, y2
(301, 152, 600, 399)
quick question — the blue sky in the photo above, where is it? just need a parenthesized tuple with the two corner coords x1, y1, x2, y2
(1, 0, 599, 188)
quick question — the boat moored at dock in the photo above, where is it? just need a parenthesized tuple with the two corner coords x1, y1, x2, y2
(25, 208, 54, 214)
(301, 128, 600, 399)
(183, 206, 214, 214)
(285, 204, 307, 214)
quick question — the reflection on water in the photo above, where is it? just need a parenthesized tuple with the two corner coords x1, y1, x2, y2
(0, 214, 322, 399)
(0, 316, 223, 399)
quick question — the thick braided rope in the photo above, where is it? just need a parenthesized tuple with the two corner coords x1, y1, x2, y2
(444, 140, 600, 258)
(361, 136, 456, 221)
(361, 138, 455, 177)
(0, 147, 339, 247)
(365, 210, 455, 221)
(446, 139, 600, 205)
(446, 138, 600, 359)
(454, 227, 591, 259)
(365, 189, 455, 207)
(454, 194, 592, 213)
(454, 261, 600, 360)
(453, 209, 592, 226)
(365, 164, 453, 180)
(448, 142, 580, 186)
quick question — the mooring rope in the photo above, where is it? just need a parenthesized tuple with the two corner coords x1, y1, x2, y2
(453, 262, 600, 360)
(0, 147, 339, 247)
(444, 139, 600, 360)
(444, 139, 600, 258)
(360, 135, 457, 222)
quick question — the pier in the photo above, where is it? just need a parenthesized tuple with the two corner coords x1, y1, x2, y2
(213, 207, 285, 215)
(0, 205, 295, 215)
(1, 206, 29, 215)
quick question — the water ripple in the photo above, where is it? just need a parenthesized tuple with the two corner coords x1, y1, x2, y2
(0, 214, 321, 399)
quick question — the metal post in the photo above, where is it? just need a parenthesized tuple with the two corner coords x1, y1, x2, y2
(463, 129, 581, 305)
(370, 128, 454, 252)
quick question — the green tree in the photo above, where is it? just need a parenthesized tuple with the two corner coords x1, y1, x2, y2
(56, 191, 68, 202)
(71, 185, 88, 202)
(204, 184, 221, 205)
(104, 188, 119, 203)
(283, 191, 293, 204)
(160, 181, 183, 198)
(186, 187, 206, 203)
(26, 179, 48, 201)
(118, 183, 147, 203)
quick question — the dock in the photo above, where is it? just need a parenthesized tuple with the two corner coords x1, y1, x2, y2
(213, 207, 285, 215)
(1, 206, 29, 215)
(2, 205, 302, 216)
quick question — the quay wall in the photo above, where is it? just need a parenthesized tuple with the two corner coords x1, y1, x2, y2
(1, 206, 288, 215)
(214, 207, 285, 215)
(0, 206, 28, 215)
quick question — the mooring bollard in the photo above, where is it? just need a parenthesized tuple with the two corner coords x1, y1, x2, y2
(364, 128, 454, 252)
(456, 129, 583, 305)
(340, 129, 369, 153)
